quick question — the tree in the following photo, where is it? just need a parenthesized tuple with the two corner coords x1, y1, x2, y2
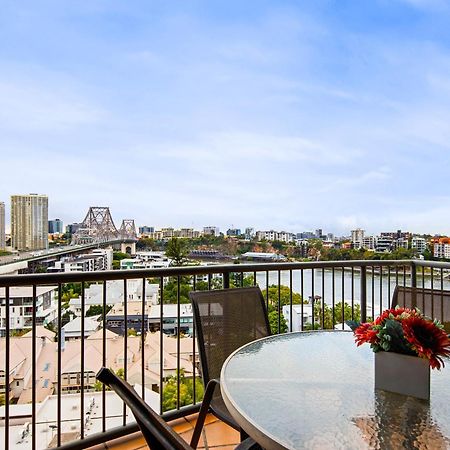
(137, 237, 157, 251)
(162, 370, 204, 412)
(166, 238, 188, 266)
(262, 285, 303, 334)
(0, 393, 5, 406)
(163, 278, 192, 304)
(262, 285, 303, 313)
(268, 310, 288, 334)
(86, 304, 112, 317)
(313, 301, 361, 329)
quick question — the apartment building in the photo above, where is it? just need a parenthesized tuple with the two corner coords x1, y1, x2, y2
(203, 226, 220, 236)
(48, 249, 113, 273)
(434, 238, 450, 259)
(362, 236, 376, 250)
(0, 286, 57, 336)
(139, 225, 154, 234)
(142, 227, 200, 240)
(411, 236, 427, 254)
(375, 236, 394, 252)
(256, 230, 295, 243)
(106, 302, 193, 336)
(0, 201, 5, 250)
(68, 280, 159, 317)
(11, 194, 48, 251)
(351, 229, 365, 249)
(48, 218, 63, 234)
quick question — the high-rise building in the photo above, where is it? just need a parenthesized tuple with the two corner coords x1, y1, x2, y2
(139, 226, 155, 235)
(11, 194, 48, 251)
(351, 228, 365, 249)
(0, 201, 5, 250)
(48, 218, 63, 234)
(203, 226, 219, 236)
(66, 223, 82, 235)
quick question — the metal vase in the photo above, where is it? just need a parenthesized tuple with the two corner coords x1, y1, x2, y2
(374, 351, 430, 401)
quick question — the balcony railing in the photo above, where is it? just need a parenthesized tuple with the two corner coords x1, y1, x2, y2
(1, 259, 450, 450)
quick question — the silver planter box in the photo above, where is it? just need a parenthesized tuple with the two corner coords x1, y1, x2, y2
(374, 351, 430, 400)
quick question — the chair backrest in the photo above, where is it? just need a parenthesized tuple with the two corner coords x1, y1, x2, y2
(391, 286, 450, 331)
(96, 368, 192, 450)
(190, 287, 271, 385)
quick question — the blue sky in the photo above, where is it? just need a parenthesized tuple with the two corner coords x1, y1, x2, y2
(1, 0, 450, 235)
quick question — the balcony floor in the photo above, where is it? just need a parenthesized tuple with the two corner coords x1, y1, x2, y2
(92, 413, 240, 450)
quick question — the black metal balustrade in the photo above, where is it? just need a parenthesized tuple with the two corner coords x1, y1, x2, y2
(1, 259, 450, 450)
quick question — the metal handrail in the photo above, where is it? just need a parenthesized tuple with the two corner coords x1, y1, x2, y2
(0, 259, 417, 287)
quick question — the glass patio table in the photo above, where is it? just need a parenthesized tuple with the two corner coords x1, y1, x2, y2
(220, 331, 450, 450)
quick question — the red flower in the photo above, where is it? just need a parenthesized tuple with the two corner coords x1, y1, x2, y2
(354, 322, 378, 346)
(374, 307, 416, 326)
(402, 316, 450, 370)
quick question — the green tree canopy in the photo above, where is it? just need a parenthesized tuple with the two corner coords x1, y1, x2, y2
(162, 370, 204, 412)
(166, 238, 189, 266)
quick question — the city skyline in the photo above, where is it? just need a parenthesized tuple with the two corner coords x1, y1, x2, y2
(1, 2, 450, 234)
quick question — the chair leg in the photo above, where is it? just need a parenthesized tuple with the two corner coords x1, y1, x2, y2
(190, 379, 219, 449)
(240, 428, 249, 441)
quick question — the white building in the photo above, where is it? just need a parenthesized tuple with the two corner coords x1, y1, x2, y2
(362, 236, 376, 250)
(0, 286, 57, 336)
(395, 237, 409, 250)
(282, 304, 314, 331)
(434, 242, 450, 259)
(411, 237, 427, 254)
(351, 229, 365, 249)
(49, 249, 113, 273)
(241, 252, 287, 261)
(69, 280, 159, 317)
(61, 316, 100, 340)
(256, 230, 295, 243)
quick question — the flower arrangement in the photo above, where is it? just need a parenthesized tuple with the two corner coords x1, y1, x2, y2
(349, 307, 450, 370)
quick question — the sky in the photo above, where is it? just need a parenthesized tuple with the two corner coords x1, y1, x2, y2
(1, 0, 450, 236)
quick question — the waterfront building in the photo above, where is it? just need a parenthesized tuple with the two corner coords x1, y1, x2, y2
(411, 236, 427, 254)
(48, 218, 63, 234)
(240, 251, 287, 261)
(375, 236, 394, 252)
(11, 194, 48, 251)
(0, 201, 5, 250)
(434, 238, 450, 259)
(362, 236, 376, 250)
(351, 228, 365, 249)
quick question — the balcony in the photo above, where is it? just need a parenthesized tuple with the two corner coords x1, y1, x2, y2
(1, 259, 450, 449)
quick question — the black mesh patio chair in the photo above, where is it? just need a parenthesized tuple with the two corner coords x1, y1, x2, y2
(189, 287, 270, 449)
(391, 285, 450, 332)
(96, 368, 260, 450)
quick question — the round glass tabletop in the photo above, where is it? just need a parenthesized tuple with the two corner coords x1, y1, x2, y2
(220, 331, 450, 450)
